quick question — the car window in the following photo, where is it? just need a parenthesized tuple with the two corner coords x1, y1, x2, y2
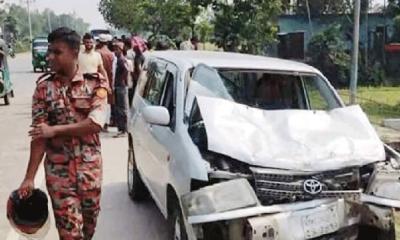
(302, 75, 339, 110)
(143, 60, 167, 105)
(160, 70, 176, 130)
(191, 64, 233, 100)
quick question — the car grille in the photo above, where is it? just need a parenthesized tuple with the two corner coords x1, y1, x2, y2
(251, 167, 362, 205)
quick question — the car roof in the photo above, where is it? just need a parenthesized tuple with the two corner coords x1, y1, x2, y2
(150, 50, 321, 74)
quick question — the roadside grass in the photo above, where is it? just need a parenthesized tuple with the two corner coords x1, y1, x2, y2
(338, 87, 400, 239)
(338, 87, 400, 125)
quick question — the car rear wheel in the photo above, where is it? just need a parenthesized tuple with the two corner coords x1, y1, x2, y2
(127, 143, 149, 201)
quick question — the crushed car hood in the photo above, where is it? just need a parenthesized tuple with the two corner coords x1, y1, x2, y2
(196, 96, 385, 171)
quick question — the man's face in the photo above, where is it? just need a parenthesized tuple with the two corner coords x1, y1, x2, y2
(83, 38, 94, 51)
(114, 46, 122, 57)
(47, 41, 78, 74)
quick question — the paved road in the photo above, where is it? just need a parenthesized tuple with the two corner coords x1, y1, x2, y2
(0, 53, 168, 240)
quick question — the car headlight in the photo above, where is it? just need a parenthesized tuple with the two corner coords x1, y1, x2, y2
(367, 162, 400, 200)
(182, 178, 259, 216)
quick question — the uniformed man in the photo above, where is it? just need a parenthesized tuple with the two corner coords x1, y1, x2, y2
(18, 27, 109, 240)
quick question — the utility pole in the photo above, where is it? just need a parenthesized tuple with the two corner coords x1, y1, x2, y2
(47, 10, 52, 33)
(20, 0, 34, 42)
(350, 0, 361, 104)
(26, 0, 33, 42)
(365, 1, 368, 73)
(305, 0, 314, 36)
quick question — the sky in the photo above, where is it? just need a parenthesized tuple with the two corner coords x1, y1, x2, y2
(4, 0, 107, 29)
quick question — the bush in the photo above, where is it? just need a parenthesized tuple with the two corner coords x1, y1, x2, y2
(307, 24, 351, 87)
(14, 40, 30, 53)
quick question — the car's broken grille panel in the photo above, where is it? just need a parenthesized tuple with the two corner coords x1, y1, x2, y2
(252, 168, 361, 205)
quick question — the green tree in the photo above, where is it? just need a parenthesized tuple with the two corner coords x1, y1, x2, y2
(195, 19, 213, 48)
(209, 0, 281, 54)
(308, 25, 351, 87)
(99, 0, 193, 39)
(3, 4, 89, 52)
(388, 0, 400, 16)
(292, 0, 371, 16)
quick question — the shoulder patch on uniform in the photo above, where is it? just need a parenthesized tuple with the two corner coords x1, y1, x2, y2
(95, 88, 108, 98)
(36, 72, 55, 85)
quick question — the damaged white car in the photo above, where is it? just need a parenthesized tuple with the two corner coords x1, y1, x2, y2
(127, 51, 400, 240)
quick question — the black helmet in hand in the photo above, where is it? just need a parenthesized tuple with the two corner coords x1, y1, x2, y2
(6, 189, 50, 238)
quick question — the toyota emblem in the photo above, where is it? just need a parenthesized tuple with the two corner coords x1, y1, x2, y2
(303, 179, 323, 195)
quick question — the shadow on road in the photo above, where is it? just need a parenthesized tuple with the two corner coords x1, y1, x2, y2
(95, 182, 168, 240)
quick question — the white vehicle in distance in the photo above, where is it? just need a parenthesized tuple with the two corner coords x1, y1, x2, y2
(127, 51, 400, 240)
(90, 29, 111, 41)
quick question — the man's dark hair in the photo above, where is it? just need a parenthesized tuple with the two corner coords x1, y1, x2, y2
(83, 33, 93, 40)
(124, 39, 132, 49)
(191, 36, 199, 43)
(48, 27, 81, 51)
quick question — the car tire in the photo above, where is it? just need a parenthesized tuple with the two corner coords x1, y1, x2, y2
(168, 201, 188, 240)
(127, 144, 149, 201)
(4, 94, 10, 105)
(358, 225, 395, 240)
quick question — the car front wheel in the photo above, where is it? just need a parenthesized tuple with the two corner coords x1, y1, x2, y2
(168, 201, 188, 240)
(127, 144, 149, 201)
(358, 225, 395, 240)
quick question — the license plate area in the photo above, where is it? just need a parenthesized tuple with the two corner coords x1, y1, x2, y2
(302, 205, 340, 239)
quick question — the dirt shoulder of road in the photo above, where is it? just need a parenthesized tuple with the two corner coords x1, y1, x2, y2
(375, 124, 400, 148)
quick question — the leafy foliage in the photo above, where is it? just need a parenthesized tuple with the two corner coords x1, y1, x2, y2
(1, 4, 89, 52)
(195, 18, 213, 45)
(307, 25, 351, 87)
(209, 0, 281, 54)
(99, 0, 281, 54)
(99, 0, 193, 40)
(290, 0, 370, 16)
(387, 0, 400, 16)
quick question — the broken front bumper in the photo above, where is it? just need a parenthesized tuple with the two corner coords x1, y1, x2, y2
(188, 198, 359, 240)
(183, 178, 400, 240)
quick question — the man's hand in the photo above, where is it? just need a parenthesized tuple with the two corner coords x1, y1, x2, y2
(29, 123, 56, 140)
(18, 178, 34, 199)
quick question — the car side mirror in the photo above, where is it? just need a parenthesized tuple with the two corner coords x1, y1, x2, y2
(142, 106, 170, 126)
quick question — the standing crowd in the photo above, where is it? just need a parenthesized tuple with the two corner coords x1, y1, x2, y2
(78, 32, 148, 138)
(78, 31, 200, 138)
